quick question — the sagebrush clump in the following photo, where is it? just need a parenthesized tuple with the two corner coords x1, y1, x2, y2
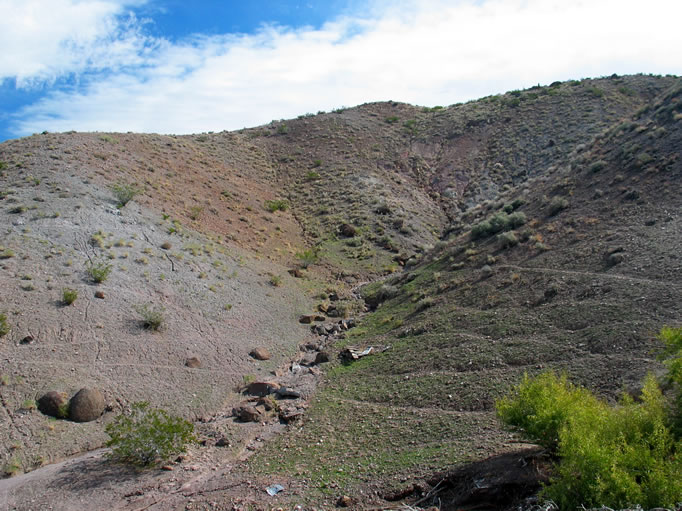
(134, 303, 165, 331)
(0, 313, 9, 337)
(112, 182, 140, 207)
(106, 402, 195, 466)
(87, 261, 112, 284)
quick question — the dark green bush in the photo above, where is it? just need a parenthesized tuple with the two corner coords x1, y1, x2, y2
(106, 402, 195, 467)
(112, 182, 140, 207)
(497, 365, 682, 509)
(471, 212, 526, 239)
(62, 288, 78, 305)
(659, 326, 682, 435)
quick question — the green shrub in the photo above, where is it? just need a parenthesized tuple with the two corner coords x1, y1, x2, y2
(264, 199, 289, 212)
(269, 274, 282, 287)
(0, 248, 15, 259)
(0, 313, 9, 337)
(62, 288, 78, 305)
(112, 182, 141, 207)
(548, 196, 569, 216)
(497, 370, 682, 509)
(589, 160, 607, 173)
(105, 402, 195, 467)
(497, 231, 518, 248)
(295, 248, 319, 269)
(471, 212, 526, 239)
(134, 303, 164, 331)
(306, 171, 321, 181)
(659, 326, 682, 435)
(87, 261, 112, 283)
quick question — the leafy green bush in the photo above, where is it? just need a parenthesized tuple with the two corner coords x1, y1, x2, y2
(112, 182, 140, 207)
(106, 402, 195, 467)
(0, 313, 9, 337)
(295, 248, 319, 269)
(264, 199, 289, 212)
(62, 288, 78, 305)
(659, 326, 682, 435)
(471, 211, 526, 239)
(134, 304, 165, 331)
(548, 196, 569, 216)
(497, 368, 682, 509)
(87, 261, 112, 283)
(497, 231, 518, 248)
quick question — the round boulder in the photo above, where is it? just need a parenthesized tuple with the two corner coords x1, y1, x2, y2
(37, 391, 69, 418)
(69, 388, 105, 422)
(249, 347, 271, 360)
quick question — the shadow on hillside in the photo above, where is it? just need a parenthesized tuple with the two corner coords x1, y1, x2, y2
(47, 456, 143, 492)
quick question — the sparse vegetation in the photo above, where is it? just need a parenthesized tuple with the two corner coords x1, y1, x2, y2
(62, 288, 78, 305)
(264, 199, 290, 212)
(134, 304, 165, 331)
(295, 247, 319, 268)
(112, 182, 141, 207)
(0, 313, 9, 337)
(86, 261, 112, 283)
(548, 196, 569, 216)
(105, 402, 195, 467)
(471, 211, 526, 239)
(269, 274, 283, 287)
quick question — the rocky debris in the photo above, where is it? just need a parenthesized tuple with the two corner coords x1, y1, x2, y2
(249, 347, 271, 360)
(288, 268, 304, 278)
(232, 404, 262, 423)
(19, 335, 35, 345)
(68, 388, 105, 422)
(275, 387, 301, 399)
(606, 251, 625, 267)
(279, 403, 307, 424)
(94, 290, 105, 299)
(215, 436, 230, 447)
(338, 223, 357, 237)
(298, 314, 326, 324)
(315, 351, 330, 364)
(336, 495, 355, 507)
(340, 345, 391, 362)
(311, 318, 356, 336)
(244, 381, 280, 397)
(480, 264, 494, 279)
(37, 391, 69, 418)
(185, 357, 202, 368)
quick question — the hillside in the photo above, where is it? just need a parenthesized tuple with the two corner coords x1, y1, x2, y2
(0, 74, 680, 510)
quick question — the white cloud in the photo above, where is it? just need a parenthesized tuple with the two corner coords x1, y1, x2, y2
(7, 0, 682, 137)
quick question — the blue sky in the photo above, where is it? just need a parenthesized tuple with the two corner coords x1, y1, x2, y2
(1, 0, 681, 142)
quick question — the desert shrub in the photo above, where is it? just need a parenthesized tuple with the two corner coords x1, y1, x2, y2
(0, 313, 9, 337)
(548, 196, 569, 216)
(306, 171, 321, 181)
(363, 284, 399, 309)
(497, 231, 518, 248)
(503, 198, 525, 213)
(0, 248, 15, 259)
(471, 220, 493, 239)
(659, 326, 682, 435)
(295, 248, 319, 268)
(106, 402, 195, 467)
(86, 261, 112, 283)
(264, 199, 289, 212)
(62, 288, 78, 305)
(471, 212, 526, 239)
(269, 274, 282, 287)
(497, 369, 682, 509)
(112, 182, 140, 207)
(134, 304, 165, 331)
(589, 160, 607, 173)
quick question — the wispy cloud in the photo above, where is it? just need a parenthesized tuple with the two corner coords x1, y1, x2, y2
(5, 0, 682, 137)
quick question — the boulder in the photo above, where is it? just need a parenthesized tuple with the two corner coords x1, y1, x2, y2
(299, 315, 314, 324)
(315, 351, 331, 364)
(37, 391, 69, 418)
(232, 404, 261, 422)
(339, 223, 357, 237)
(249, 347, 271, 361)
(68, 388, 105, 422)
(185, 357, 201, 368)
(244, 381, 279, 397)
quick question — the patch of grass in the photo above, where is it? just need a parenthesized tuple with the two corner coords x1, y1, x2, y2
(134, 303, 165, 331)
(0, 313, 9, 337)
(106, 402, 195, 467)
(62, 288, 78, 305)
(0, 248, 15, 259)
(295, 247, 319, 269)
(269, 274, 283, 287)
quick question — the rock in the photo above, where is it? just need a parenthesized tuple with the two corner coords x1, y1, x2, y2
(185, 357, 201, 368)
(288, 268, 304, 278)
(161, 465, 174, 471)
(279, 405, 305, 423)
(315, 351, 330, 364)
(299, 315, 314, 324)
(336, 495, 354, 507)
(318, 302, 329, 313)
(68, 388, 105, 422)
(606, 252, 625, 267)
(480, 265, 493, 279)
(244, 381, 279, 397)
(339, 223, 357, 237)
(249, 347, 271, 360)
(313, 324, 327, 335)
(19, 336, 34, 345)
(276, 387, 301, 399)
(215, 436, 230, 447)
(94, 290, 105, 299)
(328, 292, 339, 301)
(232, 404, 261, 422)
(37, 391, 69, 418)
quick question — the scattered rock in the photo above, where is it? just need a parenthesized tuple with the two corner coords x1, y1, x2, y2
(185, 357, 201, 368)
(215, 436, 230, 447)
(480, 265, 494, 279)
(299, 315, 314, 324)
(249, 347, 271, 361)
(315, 351, 330, 364)
(19, 335, 35, 345)
(288, 268, 304, 278)
(161, 465, 174, 471)
(160, 241, 172, 250)
(336, 495, 354, 507)
(94, 290, 105, 299)
(232, 404, 261, 422)
(279, 405, 305, 423)
(605, 249, 625, 267)
(275, 387, 301, 399)
(244, 381, 279, 397)
(37, 391, 69, 418)
(68, 388, 105, 422)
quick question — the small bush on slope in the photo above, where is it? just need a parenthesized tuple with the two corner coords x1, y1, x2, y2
(106, 402, 195, 467)
(496, 348, 682, 509)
